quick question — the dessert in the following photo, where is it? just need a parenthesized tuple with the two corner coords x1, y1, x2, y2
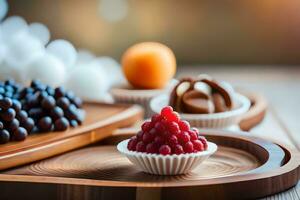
(0, 79, 85, 144)
(117, 106, 217, 175)
(169, 76, 233, 114)
(150, 75, 251, 129)
(111, 42, 177, 117)
(127, 106, 208, 155)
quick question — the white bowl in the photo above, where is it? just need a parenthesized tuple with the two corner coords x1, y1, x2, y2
(117, 139, 217, 175)
(110, 79, 178, 118)
(150, 93, 251, 129)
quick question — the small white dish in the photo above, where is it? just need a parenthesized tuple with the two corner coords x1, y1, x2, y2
(117, 139, 218, 175)
(110, 79, 178, 118)
(150, 93, 251, 129)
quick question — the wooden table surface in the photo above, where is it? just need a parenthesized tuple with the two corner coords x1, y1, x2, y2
(178, 66, 300, 200)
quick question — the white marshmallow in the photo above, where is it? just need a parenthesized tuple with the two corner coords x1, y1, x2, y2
(28, 22, 50, 45)
(5, 31, 45, 68)
(1, 16, 28, 41)
(47, 39, 77, 68)
(64, 66, 110, 101)
(25, 53, 66, 87)
(94, 56, 125, 86)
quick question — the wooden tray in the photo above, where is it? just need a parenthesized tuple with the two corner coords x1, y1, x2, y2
(0, 129, 298, 200)
(238, 90, 268, 131)
(0, 102, 143, 171)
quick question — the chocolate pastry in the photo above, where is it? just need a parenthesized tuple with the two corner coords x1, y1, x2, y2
(169, 76, 233, 114)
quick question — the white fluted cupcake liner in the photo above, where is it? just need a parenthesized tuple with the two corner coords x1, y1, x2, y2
(110, 80, 178, 118)
(117, 139, 217, 175)
(150, 93, 251, 129)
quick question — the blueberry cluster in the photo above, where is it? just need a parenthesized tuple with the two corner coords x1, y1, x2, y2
(0, 97, 31, 143)
(0, 79, 84, 144)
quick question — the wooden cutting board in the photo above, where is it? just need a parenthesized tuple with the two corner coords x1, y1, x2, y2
(0, 129, 298, 200)
(0, 102, 143, 170)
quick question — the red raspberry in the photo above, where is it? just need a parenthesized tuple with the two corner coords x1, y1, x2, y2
(142, 129, 155, 144)
(167, 121, 180, 134)
(136, 131, 144, 141)
(199, 136, 208, 150)
(161, 106, 180, 122)
(127, 136, 138, 151)
(151, 114, 162, 123)
(141, 121, 152, 132)
(159, 145, 171, 155)
(192, 140, 204, 151)
(178, 120, 190, 131)
(177, 131, 190, 144)
(188, 130, 198, 141)
(161, 106, 173, 116)
(192, 127, 200, 135)
(146, 142, 159, 154)
(184, 141, 194, 153)
(167, 134, 178, 148)
(154, 121, 165, 133)
(154, 135, 165, 145)
(173, 144, 184, 154)
(136, 141, 146, 152)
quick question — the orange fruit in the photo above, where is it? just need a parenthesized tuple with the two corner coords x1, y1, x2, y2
(122, 42, 176, 89)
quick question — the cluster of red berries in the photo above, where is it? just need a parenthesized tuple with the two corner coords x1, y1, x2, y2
(127, 106, 208, 155)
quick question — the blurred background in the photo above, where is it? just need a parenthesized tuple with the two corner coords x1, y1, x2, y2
(8, 0, 300, 65)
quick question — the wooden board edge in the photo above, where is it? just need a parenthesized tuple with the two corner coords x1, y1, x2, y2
(0, 104, 143, 170)
(238, 90, 268, 131)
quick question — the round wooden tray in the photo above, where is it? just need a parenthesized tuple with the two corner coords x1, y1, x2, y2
(238, 90, 268, 131)
(0, 129, 298, 200)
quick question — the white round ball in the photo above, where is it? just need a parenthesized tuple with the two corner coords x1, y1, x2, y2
(28, 22, 50, 45)
(65, 66, 110, 101)
(1, 16, 28, 40)
(47, 39, 77, 68)
(75, 49, 95, 65)
(0, 31, 6, 64)
(0, 62, 14, 81)
(25, 53, 66, 86)
(92, 56, 125, 86)
(5, 31, 45, 68)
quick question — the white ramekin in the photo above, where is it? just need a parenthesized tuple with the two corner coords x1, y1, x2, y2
(150, 93, 251, 129)
(117, 139, 217, 175)
(110, 79, 178, 118)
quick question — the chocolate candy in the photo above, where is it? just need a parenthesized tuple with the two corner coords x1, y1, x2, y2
(182, 90, 214, 114)
(169, 76, 233, 114)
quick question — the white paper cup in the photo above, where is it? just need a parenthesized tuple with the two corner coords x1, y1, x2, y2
(110, 79, 178, 118)
(117, 139, 217, 175)
(150, 93, 251, 129)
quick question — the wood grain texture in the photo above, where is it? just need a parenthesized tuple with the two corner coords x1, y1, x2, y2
(176, 66, 300, 199)
(0, 102, 143, 170)
(238, 90, 267, 131)
(0, 130, 298, 200)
